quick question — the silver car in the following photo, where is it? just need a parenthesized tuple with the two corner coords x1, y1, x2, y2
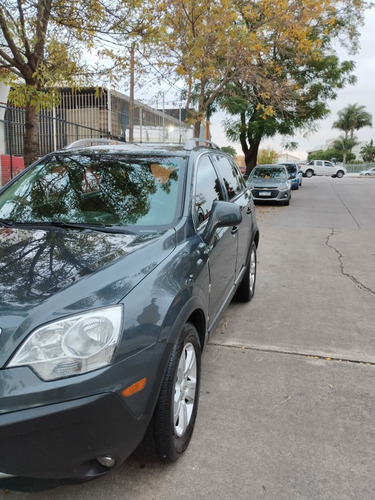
(247, 164, 291, 205)
(360, 167, 375, 176)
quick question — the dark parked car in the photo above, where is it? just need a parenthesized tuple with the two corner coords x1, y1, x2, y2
(247, 164, 291, 205)
(279, 162, 302, 190)
(0, 139, 259, 481)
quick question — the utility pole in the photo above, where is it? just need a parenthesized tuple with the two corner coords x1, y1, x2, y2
(129, 43, 135, 143)
(162, 93, 165, 143)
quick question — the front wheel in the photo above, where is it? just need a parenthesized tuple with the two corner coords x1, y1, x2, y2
(152, 323, 201, 461)
(336, 170, 344, 178)
(305, 169, 313, 178)
(234, 241, 257, 302)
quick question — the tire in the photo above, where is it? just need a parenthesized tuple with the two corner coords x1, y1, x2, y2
(305, 169, 313, 178)
(336, 170, 344, 178)
(234, 241, 257, 302)
(152, 323, 201, 461)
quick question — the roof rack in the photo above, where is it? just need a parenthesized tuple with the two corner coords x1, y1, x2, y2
(183, 138, 221, 151)
(61, 138, 222, 152)
(63, 138, 125, 150)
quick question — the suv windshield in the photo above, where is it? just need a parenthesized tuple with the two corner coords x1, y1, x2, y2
(0, 153, 186, 228)
(250, 167, 287, 180)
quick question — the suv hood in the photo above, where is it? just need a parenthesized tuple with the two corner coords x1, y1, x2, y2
(0, 227, 175, 359)
(249, 178, 287, 187)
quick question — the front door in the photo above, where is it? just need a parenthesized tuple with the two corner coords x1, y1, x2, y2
(194, 154, 237, 326)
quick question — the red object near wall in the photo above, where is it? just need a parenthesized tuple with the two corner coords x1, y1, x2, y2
(0, 155, 25, 186)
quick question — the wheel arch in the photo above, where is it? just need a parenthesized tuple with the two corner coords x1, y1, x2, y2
(159, 289, 208, 350)
(253, 229, 260, 249)
(186, 308, 206, 352)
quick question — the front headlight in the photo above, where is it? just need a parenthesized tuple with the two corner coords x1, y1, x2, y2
(278, 184, 288, 191)
(7, 305, 123, 381)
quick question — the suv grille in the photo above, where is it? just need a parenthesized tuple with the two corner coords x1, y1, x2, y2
(252, 189, 279, 198)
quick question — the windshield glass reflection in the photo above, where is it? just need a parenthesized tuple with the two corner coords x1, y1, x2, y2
(0, 153, 185, 228)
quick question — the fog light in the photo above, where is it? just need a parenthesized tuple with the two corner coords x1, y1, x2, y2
(97, 456, 116, 468)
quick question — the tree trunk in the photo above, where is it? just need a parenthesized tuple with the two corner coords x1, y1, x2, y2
(23, 102, 40, 167)
(244, 142, 260, 176)
(193, 120, 201, 138)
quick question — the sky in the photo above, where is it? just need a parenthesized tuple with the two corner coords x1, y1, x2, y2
(208, 8, 375, 160)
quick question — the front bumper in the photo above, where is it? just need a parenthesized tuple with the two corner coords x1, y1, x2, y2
(251, 188, 290, 202)
(0, 392, 146, 480)
(0, 342, 171, 479)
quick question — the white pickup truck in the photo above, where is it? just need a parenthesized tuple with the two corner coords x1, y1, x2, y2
(299, 160, 346, 178)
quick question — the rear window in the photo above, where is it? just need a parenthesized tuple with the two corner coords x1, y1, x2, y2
(0, 153, 186, 229)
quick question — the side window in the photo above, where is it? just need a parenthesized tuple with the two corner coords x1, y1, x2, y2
(316, 161, 323, 166)
(324, 161, 332, 167)
(213, 155, 244, 200)
(195, 155, 224, 225)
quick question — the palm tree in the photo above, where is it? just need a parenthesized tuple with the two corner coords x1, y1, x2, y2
(333, 135, 359, 164)
(360, 139, 375, 162)
(332, 104, 373, 139)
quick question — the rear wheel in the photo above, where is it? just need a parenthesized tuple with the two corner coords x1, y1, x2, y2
(234, 241, 257, 302)
(152, 323, 201, 461)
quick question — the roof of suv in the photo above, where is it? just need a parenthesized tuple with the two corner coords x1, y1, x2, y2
(61, 138, 222, 156)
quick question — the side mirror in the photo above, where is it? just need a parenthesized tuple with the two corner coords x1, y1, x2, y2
(203, 201, 242, 244)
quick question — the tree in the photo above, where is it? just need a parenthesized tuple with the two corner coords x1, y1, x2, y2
(0, 0, 153, 165)
(221, 146, 237, 157)
(156, 0, 256, 138)
(308, 148, 355, 163)
(332, 135, 359, 164)
(360, 139, 375, 162)
(257, 148, 279, 165)
(332, 103, 373, 140)
(220, 0, 368, 174)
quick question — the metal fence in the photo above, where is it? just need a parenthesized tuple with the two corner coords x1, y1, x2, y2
(0, 87, 192, 159)
(345, 163, 375, 173)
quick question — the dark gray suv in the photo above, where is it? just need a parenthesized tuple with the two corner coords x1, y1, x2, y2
(0, 139, 259, 481)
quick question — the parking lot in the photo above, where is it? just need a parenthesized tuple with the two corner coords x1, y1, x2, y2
(3, 175, 375, 499)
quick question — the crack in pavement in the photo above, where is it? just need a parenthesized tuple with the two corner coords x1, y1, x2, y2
(326, 228, 375, 295)
(208, 341, 375, 366)
(329, 180, 361, 229)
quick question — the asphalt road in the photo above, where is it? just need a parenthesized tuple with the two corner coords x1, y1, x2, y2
(3, 175, 375, 499)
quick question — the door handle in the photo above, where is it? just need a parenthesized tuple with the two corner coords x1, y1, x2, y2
(231, 226, 239, 235)
(246, 206, 252, 215)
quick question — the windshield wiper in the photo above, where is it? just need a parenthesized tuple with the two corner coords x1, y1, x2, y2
(0, 219, 13, 227)
(0, 219, 136, 234)
(47, 221, 136, 234)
